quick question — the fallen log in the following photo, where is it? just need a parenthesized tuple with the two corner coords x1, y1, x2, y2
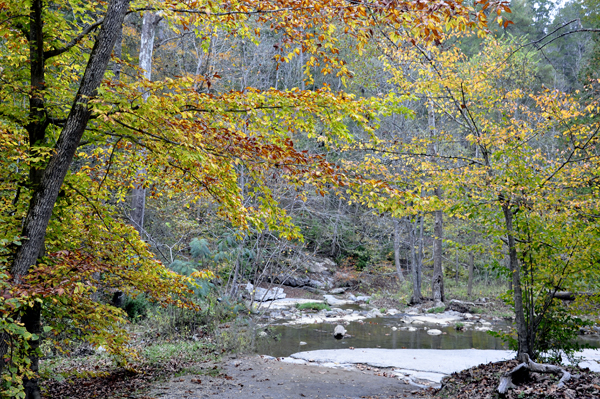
(498, 354, 571, 395)
(552, 291, 597, 301)
(447, 299, 478, 313)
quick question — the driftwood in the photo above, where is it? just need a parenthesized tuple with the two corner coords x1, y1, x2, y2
(498, 354, 571, 395)
(552, 291, 596, 301)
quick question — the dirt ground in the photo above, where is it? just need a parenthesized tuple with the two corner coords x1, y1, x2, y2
(142, 355, 433, 399)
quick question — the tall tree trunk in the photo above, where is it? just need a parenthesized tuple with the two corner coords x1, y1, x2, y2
(0, 0, 47, 382)
(394, 218, 405, 282)
(502, 199, 530, 361)
(429, 97, 444, 304)
(130, 11, 161, 233)
(4, 2, 130, 396)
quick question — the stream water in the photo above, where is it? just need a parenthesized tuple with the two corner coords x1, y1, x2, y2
(262, 316, 508, 358)
(261, 314, 600, 358)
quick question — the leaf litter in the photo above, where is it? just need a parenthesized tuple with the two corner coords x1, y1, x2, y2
(434, 360, 600, 399)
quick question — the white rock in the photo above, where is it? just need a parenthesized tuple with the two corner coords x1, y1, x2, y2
(299, 341, 307, 345)
(333, 325, 347, 339)
(245, 283, 286, 301)
(407, 327, 417, 332)
(391, 327, 397, 331)
(427, 329, 442, 335)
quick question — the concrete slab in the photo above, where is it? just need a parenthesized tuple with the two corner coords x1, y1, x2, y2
(569, 349, 600, 372)
(288, 348, 600, 387)
(290, 348, 515, 375)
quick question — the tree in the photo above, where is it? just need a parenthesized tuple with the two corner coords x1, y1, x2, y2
(382, 32, 600, 361)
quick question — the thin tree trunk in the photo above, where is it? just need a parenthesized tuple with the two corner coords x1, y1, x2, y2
(417, 214, 424, 300)
(407, 215, 423, 304)
(4, 2, 130, 396)
(506, 255, 513, 290)
(467, 251, 474, 297)
(455, 248, 459, 284)
(502, 200, 530, 361)
(432, 206, 444, 304)
(394, 218, 404, 282)
(429, 97, 444, 304)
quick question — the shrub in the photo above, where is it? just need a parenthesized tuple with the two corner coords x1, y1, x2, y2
(295, 302, 331, 311)
(427, 306, 446, 314)
(123, 295, 150, 320)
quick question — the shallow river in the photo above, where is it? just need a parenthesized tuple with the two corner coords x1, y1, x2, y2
(261, 315, 600, 358)
(262, 316, 508, 358)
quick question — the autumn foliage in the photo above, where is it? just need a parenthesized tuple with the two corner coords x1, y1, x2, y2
(0, 0, 514, 396)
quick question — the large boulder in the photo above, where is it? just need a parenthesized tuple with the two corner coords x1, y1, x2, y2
(245, 283, 286, 302)
(290, 252, 336, 274)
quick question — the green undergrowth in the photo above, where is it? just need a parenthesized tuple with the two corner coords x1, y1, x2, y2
(295, 302, 331, 311)
(427, 305, 446, 314)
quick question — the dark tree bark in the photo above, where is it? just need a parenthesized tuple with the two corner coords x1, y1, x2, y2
(502, 199, 530, 361)
(467, 251, 474, 297)
(12, 0, 130, 279)
(3, 1, 131, 397)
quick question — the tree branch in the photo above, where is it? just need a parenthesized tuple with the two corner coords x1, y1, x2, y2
(44, 18, 104, 59)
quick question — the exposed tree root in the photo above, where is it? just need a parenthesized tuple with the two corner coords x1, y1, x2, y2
(498, 354, 571, 395)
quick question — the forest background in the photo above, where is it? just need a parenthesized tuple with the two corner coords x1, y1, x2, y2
(1, 0, 600, 397)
